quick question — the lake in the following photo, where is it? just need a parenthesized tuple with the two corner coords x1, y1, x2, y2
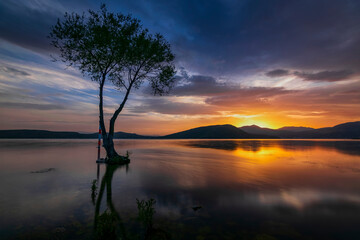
(0, 139, 359, 239)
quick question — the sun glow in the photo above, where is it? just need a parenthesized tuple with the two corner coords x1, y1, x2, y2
(235, 118, 275, 128)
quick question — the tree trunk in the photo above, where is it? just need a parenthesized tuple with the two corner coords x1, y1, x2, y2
(103, 81, 133, 161)
(103, 134, 119, 159)
(98, 74, 133, 162)
(98, 76, 120, 160)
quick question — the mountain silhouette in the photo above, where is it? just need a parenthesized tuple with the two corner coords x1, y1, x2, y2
(0, 121, 359, 139)
(162, 124, 258, 139)
(240, 125, 278, 136)
(0, 130, 152, 139)
(278, 126, 314, 132)
(240, 121, 360, 139)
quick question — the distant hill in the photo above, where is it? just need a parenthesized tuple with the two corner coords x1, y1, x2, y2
(239, 125, 301, 138)
(240, 121, 360, 139)
(297, 121, 360, 139)
(277, 126, 314, 132)
(0, 130, 91, 139)
(240, 125, 278, 136)
(0, 130, 152, 139)
(1, 121, 359, 139)
(162, 124, 274, 139)
(113, 132, 154, 139)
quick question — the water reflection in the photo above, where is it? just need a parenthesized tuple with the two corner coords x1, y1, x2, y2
(181, 139, 360, 156)
(92, 164, 170, 240)
(93, 164, 128, 239)
(0, 139, 359, 239)
(128, 140, 360, 239)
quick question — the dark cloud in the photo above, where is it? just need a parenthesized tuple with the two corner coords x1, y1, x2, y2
(279, 81, 360, 106)
(142, 77, 360, 116)
(265, 69, 290, 78)
(130, 0, 360, 75)
(140, 73, 296, 114)
(0, 102, 66, 110)
(171, 74, 295, 100)
(0, 2, 56, 53)
(204, 87, 295, 107)
(0, 66, 30, 76)
(0, 0, 92, 53)
(142, 73, 233, 97)
(2, 0, 360, 76)
(294, 70, 354, 82)
(172, 75, 231, 96)
(130, 98, 217, 115)
(265, 68, 355, 82)
(0, 0, 359, 133)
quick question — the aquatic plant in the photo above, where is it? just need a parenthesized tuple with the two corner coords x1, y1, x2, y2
(91, 179, 98, 205)
(137, 198, 156, 228)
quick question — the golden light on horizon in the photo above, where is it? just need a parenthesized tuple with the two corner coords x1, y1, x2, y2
(234, 118, 276, 129)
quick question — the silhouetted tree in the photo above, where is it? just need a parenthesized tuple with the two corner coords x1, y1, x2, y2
(49, 5, 175, 161)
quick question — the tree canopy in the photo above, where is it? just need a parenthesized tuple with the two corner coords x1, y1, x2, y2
(49, 4, 176, 161)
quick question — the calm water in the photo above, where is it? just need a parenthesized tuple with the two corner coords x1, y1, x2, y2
(0, 139, 360, 239)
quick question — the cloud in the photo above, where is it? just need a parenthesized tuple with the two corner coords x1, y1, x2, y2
(171, 73, 295, 100)
(265, 69, 290, 78)
(0, 61, 97, 91)
(204, 87, 295, 107)
(2, 0, 360, 76)
(145, 0, 360, 75)
(130, 97, 217, 115)
(0, 66, 30, 76)
(264, 68, 355, 82)
(172, 75, 231, 96)
(280, 80, 360, 106)
(0, 0, 91, 54)
(0, 1, 59, 53)
(258, 80, 360, 123)
(294, 70, 354, 82)
(0, 66, 99, 114)
(0, 0, 359, 133)
(139, 73, 297, 115)
(0, 101, 66, 110)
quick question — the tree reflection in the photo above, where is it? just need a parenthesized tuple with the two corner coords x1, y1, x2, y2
(92, 164, 170, 240)
(94, 164, 128, 239)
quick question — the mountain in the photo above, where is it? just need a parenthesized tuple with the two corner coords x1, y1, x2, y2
(0, 130, 152, 139)
(298, 121, 360, 139)
(0, 130, 92, 139)
(239, 125, 298, 138)
(240, 125, 315, 136)
(240, 121, 360, 139)
(113, 132, 154, 139)
(277, 126, 314, 132)
(162, 124, 274, 139)
(240, 125, 278, 136)
(1, 121, 359, 139)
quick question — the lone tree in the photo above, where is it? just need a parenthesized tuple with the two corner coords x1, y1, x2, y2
(49, 5, 175, 163)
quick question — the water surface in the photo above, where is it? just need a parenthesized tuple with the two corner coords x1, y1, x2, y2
(0, 139, 359, 239)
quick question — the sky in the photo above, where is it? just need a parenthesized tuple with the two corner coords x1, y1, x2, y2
(0, 0, 359, 135)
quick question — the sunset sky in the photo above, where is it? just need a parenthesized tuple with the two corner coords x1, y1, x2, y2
(0, 0, 359, 135)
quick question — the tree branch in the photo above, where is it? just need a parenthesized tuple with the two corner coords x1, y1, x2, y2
(108, 80, 134, 136)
